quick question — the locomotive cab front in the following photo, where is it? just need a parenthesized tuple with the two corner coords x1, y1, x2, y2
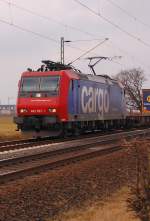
(14, 70, 70, 136)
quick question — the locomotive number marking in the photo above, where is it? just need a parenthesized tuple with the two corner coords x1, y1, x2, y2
(30, 109, 46, 113)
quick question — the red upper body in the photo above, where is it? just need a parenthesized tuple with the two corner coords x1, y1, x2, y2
(16, 70, 79, 122)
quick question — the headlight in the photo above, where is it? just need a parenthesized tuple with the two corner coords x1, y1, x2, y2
(48, 108, 56, 113)
(35, 93, 42, 98)
(19, 108, 28, 113)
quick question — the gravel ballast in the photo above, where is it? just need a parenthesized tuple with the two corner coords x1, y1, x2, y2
(0, 145, 139, 221)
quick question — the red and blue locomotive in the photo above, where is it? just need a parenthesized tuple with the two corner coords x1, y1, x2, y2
(14, 60, 126, 137)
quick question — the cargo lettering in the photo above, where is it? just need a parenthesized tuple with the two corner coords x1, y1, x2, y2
(81, 86, 109, 114)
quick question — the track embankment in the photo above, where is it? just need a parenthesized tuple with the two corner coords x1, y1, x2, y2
(0, 139, 148, 221)
(0, 128, 149, 184)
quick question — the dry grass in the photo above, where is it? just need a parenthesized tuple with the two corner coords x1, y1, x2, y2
(50, 187, 140, 221)
(127, 141, 150, 221)
(0, 115, 27, 140)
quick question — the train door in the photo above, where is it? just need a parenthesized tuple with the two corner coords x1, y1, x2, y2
(68, 79, 79, 117)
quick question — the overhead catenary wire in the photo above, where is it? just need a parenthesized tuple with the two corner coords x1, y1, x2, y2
(109, 59, 126, 68)
(1, 0, 146, 68)
(0, 17, 87, 53)
(106, 0, 150, 31)
(0, 0, 109, 53)
(70, 38, 105, 42)
(0, 18, 112, 62)
(0, 16, 123, 69)
(0, 0, 103, 38)
(0, 18, 58, 43)
(69, 38, 109, 64)
(108, 40, 150, 72)
(101, 38, 150, 72)
(0, 0, 149, 71)
(73, 0, 150, 48)
(0, 0, 109, 45)
(8, 0, 13, 24)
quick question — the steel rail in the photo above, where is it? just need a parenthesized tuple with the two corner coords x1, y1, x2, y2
(0, 127, 149, 153)
(0, 128, 149, 184)
(0, 138, 38, 148)
(0, 128, 149, 160)
(0, 131, 117, 151)
(0, 144, 121, 184)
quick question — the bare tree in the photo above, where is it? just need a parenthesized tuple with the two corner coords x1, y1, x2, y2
(116, 68, 145, 113)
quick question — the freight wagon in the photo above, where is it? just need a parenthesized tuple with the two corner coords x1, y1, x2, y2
(142, 89, 150, 114)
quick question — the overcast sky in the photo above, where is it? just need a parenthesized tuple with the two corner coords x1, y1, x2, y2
(0, 0, 150, 104)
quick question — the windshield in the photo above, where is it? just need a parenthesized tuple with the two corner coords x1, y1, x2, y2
(20, 76, 60, 96)
(40, 76, 59, 92)
(21, 77, 40, 92)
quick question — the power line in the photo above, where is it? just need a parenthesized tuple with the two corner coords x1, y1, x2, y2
(70, 38, 104, 42)
(0, 17, 87, 53)
(1, 0, 148, 71)
(110, 59, 126, 68)
(108, 40, 150, 71)
(0, 17, 123, 69)
(0, 17, 58, 43)
(2, 0, 143, 66)
(0, 0, 108, 52)
(0, 0, 102, 38)
(0, 18, 110, 66)
(69, 38, 109, 64)
(73, 0, 150, 48)
(106, 0, 150, 31)
(0, 18, 111, 61)
(0, 0, 109, 49)
(8, 0, 13, 24)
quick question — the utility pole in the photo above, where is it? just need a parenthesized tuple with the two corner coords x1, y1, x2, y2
(60, 37, 64, 64)
(60, 37, 71, 64)
(8, 97, 10, 105)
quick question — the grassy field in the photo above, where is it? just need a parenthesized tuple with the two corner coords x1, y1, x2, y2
(50, 187, 139, 221)
(0, 115, 27, 140)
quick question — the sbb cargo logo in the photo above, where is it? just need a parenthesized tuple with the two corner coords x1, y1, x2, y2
(147, 95, 150, 103)
(81, 86, 109, 114)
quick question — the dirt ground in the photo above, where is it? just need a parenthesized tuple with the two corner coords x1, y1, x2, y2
(0, 146, 139, 221)
(0, 115, 29, 140)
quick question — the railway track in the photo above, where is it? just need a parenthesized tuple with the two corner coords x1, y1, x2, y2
(0, 131, 124, 152)
(0, 137, 36, 147)
(0, 127, 148, 153)
(0, 131, 120, 152)
(0, 128, 150, 184)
